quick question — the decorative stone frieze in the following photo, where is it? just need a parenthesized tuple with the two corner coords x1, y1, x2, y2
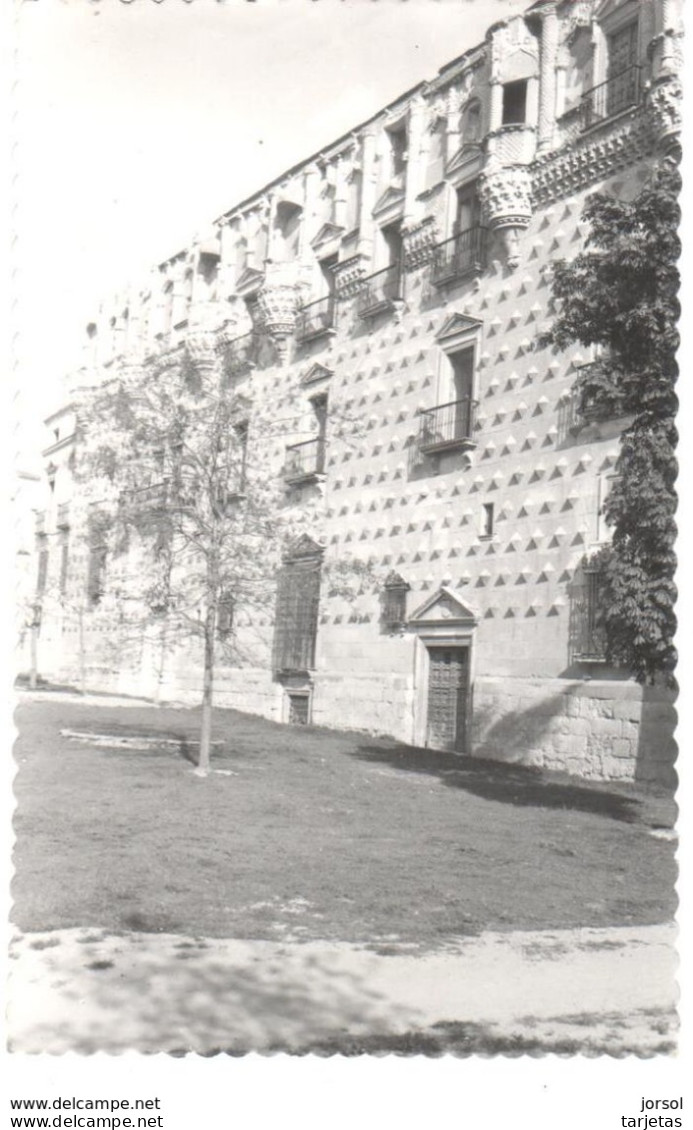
(559, 1, 593, 43)
(479, 166, 533, 226)
(531, 111, 651, 205)
(254, 262, 311, 361)
(332, 253, 369, 298)
(402, 217, 439, 269)
(478, 166, 532, 268)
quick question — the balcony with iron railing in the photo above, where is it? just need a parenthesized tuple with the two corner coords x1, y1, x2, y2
(418, 397, 477, 456)
(357, 263, 403, 318)
(566, 363, 628, 435)
(221, 332, 257, 379)
(283, 437, 326, 485)
(430, 227, 489, 288)
(295, 295, 336, 342)
(580, 65, 642, 131)
(120, 480, 170, 512)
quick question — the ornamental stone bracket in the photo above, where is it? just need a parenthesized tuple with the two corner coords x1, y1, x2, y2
(332, 253, 369, 299)
(255, 262, 311, 363)
(402, 217, 440, 270)
(478, 166, 533, 269)
(184, 328, 219, 367)
(645, 74, 683, 152)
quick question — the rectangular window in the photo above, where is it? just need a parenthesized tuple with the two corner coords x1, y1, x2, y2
(287, 692, 310, 725)
(381, 221, 403, 271)
(481, 503, 495, 539)
(572, 565, 607, 662)
(502, 80, 528, 125)
(387, 124, 408, 180)
(319, 253, 338, 299)
(86, 515, 108, 606)
(272, 546, 322, 674)
(454, 185, 481, 236)
(36, 542, 48, 596)
(596, 473, 620, 544)
(234, 421, 249, 493)
(59, 536, 69, 595)
(381, 572, 409, 631)
(345, 171, 361, 232)
(449, 347, 475, 440)
(217, 592, 234, 637)
(606, 22, 639, 116)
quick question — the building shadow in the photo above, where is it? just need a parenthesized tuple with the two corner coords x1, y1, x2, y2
(351, 740, 646, 824)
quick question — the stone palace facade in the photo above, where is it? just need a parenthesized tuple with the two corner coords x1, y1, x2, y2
(30, 0, 682, 784)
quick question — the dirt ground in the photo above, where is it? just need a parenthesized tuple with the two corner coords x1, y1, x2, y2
(8, 923, 677, 1055)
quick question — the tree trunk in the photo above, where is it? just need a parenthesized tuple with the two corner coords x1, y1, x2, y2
(197, 615, 215, 774)
(196, 551, 219, 776)
(78, 607, 87, 694)
(154, 620, 167, 704)
(29, 621, 39, 690)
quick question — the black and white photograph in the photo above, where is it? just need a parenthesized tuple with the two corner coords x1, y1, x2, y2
(5, 0, 686, 1092)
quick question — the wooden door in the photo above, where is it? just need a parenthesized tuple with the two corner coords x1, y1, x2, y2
(426, 647, 470, 752)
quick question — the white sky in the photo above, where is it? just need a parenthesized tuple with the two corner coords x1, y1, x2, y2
(12, 0, 528, 463)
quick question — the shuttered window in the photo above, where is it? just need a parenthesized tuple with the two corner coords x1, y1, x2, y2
(272, 540, 322, 674)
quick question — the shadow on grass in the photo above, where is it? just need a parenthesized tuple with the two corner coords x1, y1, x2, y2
(351, 744, 644, 823)
(284, 1017, 676, 1057)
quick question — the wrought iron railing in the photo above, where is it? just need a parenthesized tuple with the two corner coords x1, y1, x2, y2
(284, 437, 326, 482)
(580, 65, 642, 130)
(430, 227, 488, 287)
(567, 364, 626, 432)
(121, 480, 169, 510)
(295, 295, 336, 341)
(222, 332, 256, 377)
(357, 263, 403, 317)
(418, 398, 476, 452)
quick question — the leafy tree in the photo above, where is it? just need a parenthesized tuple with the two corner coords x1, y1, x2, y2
(543, 158, 680, 685)
(75, 330, 371, 773)
(76, 333, 322, 773)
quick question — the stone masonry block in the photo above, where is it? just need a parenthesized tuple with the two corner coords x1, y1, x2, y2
(612, 738, 636, 759)
(612, 701, 644, 723)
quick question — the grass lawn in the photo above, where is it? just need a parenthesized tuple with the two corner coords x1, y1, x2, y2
(12, 696, 677, 950)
